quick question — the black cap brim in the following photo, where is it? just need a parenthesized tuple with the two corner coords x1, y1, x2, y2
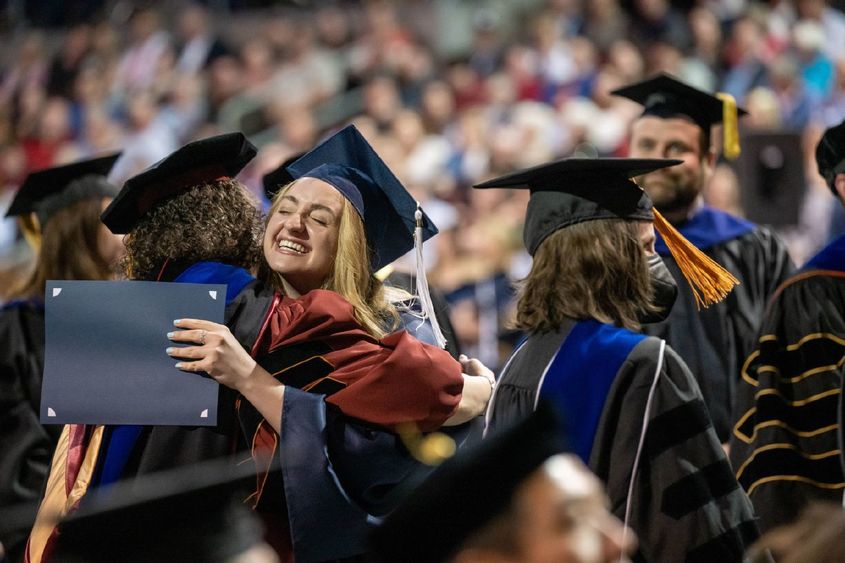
(611, 73, 748, 130)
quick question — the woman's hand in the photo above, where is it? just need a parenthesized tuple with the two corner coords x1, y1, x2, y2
(168, 319, 287, 433)
(443, 354, 496, 427)
(166, 319, 258, 393)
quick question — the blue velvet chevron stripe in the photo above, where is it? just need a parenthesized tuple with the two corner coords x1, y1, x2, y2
(539, 319, 645, 464)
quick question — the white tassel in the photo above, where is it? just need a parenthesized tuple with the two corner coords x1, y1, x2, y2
(414, 204, 447, 349)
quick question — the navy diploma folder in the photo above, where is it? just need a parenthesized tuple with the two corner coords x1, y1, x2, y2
(41, 280, 226, 426)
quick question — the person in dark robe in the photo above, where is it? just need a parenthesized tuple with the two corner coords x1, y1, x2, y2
(371, 404, 633, 563)
(482, 157, 759, 562)
(0, 154, 122, 562)
(611, 73, 794, 442)
(729, 118, 845, 533)
(27, 132, 477, 563)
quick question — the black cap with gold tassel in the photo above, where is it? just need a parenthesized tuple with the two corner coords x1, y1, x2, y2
(473, 157, 739, 308)
(611, 72, 747, 161)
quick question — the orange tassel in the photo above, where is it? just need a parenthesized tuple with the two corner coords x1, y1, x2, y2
(652, 208, 740, 309)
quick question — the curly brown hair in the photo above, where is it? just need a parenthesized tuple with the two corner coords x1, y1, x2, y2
(122, 179, 263, 280)
(515, 219, 657, 333)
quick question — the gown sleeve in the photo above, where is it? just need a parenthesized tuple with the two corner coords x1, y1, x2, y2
(729, 272, 845, 532)
(591, 338, 759, 563)
(260, 289, 463, 431)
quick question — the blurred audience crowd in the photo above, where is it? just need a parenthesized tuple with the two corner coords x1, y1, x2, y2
(2, 0, 845, 369)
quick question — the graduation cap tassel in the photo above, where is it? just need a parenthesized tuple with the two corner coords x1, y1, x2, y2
(652, 208, 740, 309)
(414, 204, 448, 349)
(716, 92, 741, 160)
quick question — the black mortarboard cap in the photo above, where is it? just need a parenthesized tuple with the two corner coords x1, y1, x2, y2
(262, 152, 305, 201)
(286, 124, 438, 271)
(474, 158, 682, 255)
(611, 73, 748, 132)
(816, 119, 845, 192)
(101, 133, 257, 234)
(52, 458, 271, 563)
(5, 154, 121, 223)
(370, 404, 567, 563)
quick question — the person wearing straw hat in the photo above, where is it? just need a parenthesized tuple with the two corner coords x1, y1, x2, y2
(730, 118, 845, 532)
(612, 73, 794, 443)
(482, 157, 758, 562)
(0, 154, 122, 562)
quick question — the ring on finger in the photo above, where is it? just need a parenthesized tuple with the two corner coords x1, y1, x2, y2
(200, 330, 206, 345)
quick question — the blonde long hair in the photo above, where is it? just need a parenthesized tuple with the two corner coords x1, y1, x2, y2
(266, 183, 401, 338)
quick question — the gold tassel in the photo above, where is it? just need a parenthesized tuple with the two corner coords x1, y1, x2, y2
(716, 92, 741, 160)
(652, 208, 740, 309)
(396, 422, 456, 466)
(17, 213, 41, 251)
(374, 264, 394, 282)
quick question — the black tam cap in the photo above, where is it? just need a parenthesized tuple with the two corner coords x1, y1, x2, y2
(369, 404, 568, 563)
(474, 158, 681, 255)
(52, 458, 269, 563)
(101, 133, 257, 234)
(816, 119, 845, 192)
(6, 154, 121, 224)
(286, 124, 438, 271)
(611, 73, 748, 132)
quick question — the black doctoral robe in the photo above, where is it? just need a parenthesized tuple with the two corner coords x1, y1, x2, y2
(645, 206, 793, 442)
(730, 233, 845, 532)
(0, 299, 61, 562)
(487, 317, 759, 563)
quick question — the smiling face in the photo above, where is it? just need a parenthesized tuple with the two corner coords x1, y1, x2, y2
(263, 177, 345, 296)
(628, 116, 713, 215)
